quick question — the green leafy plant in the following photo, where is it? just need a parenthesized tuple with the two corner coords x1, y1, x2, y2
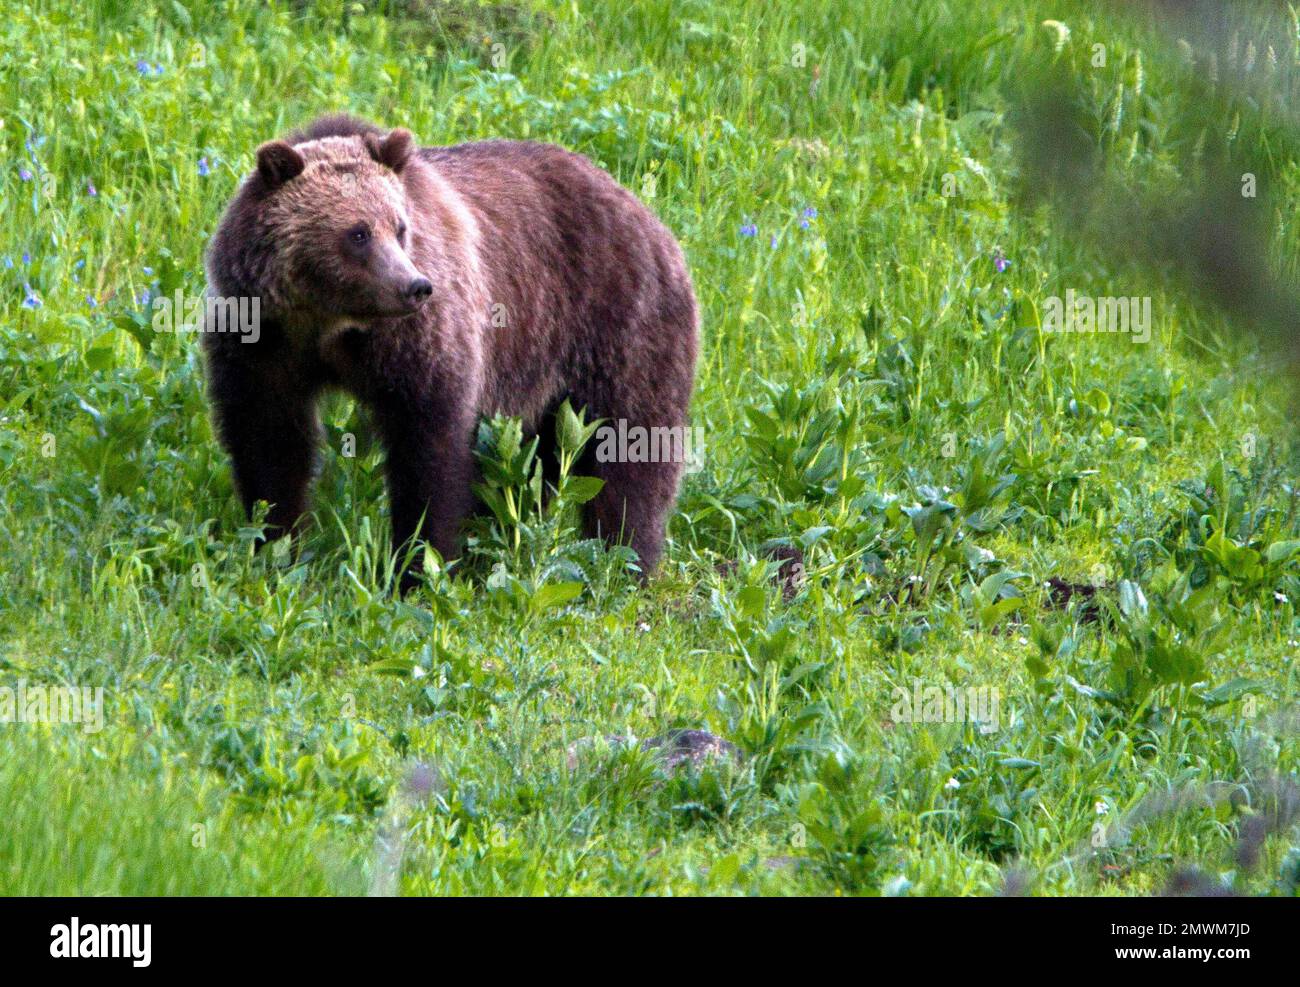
(466, 400, 628, 607)
(711, 573, 832, 790)
(892, 432, 1020, 602)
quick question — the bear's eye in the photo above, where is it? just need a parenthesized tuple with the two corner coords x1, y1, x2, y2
(396, 222, 407, 241)
(347, 226, 371, 246)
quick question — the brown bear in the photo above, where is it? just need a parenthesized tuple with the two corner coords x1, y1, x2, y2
(203, 114, 698, 590)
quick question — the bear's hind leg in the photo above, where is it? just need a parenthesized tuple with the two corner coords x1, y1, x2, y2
(581, 452, 683, 574)
(575, 376, 695, 575)
(574, 294, 697, 576)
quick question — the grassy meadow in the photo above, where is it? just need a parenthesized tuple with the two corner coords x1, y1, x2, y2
(2, 0, 1300, 895)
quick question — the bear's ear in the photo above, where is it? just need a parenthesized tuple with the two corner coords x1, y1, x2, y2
(365, 128, 415, 174)
(255, 141, 306, 189)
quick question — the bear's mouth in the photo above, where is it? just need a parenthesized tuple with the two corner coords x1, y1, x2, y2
(343, 296, 430, 322)
(323, 315, 385, 339)
(332, 306, 421, 331)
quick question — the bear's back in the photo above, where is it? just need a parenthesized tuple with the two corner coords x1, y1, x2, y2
(420, 138, 691, 322)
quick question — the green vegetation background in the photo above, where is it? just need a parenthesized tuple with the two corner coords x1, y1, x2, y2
(1, 0, 1298, 895)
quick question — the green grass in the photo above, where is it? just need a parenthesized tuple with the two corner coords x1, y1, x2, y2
(1, 0, 1299, 895)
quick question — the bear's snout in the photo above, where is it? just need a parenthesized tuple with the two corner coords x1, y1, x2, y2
(404, 277, 433, 303)
(369, 239, 432, 315)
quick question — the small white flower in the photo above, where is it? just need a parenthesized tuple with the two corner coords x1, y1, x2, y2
(412, 666, 427, 679)
(1275, 591, 1289, 604)
(944, 777, 960, 791)
(1018, 636, 1029, 646)
(1095, 800, 1108, 815)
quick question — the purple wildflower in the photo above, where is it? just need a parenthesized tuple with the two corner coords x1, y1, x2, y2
(197, 157, 211, 177)
(740, 221, 757, 237)
(18, 168, 32, 181)
(86, 181, 97, 196)
(21, 284, 41, 309)
(770, 234, 779, 249)
(994, 250, 1010, 274)
(136, 59, 150, 75)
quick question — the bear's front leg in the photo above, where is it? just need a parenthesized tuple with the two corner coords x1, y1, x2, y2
(374, 393, 477, 593)
(207, 351, 321, 544)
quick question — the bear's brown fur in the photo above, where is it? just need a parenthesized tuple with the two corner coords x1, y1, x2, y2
(203, 115, 698, 589)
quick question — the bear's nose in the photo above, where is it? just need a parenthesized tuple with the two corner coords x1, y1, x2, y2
(405, 277, 433, 301)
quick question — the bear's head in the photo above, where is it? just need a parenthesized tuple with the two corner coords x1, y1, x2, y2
(250, 128, 433, 324)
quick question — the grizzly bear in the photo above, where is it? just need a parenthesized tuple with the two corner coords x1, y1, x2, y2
(203, 114, 698, 590)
